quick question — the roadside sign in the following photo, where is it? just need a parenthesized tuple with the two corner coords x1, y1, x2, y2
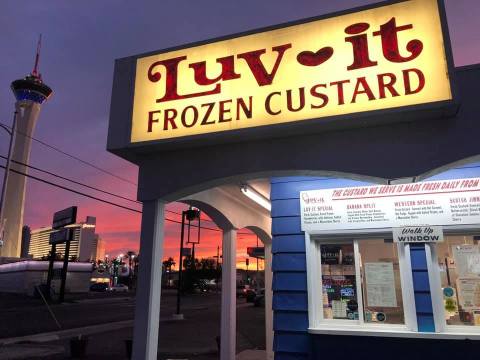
(247, 247, 265, 259)
(49, 228, 72, 244)
(52, 206, 77, 229)
(182, 248, 192, 257)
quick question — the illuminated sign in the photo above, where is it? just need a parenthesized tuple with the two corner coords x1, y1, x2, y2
(131, 0, 452, 143)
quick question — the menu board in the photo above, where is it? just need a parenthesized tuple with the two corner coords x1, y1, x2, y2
(301, 178, 480, 232)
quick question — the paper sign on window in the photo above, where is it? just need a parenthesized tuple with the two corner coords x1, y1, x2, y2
(364, 262, 397, 308)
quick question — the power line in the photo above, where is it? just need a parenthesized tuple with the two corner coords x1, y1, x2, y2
(0, 155, 215, 222)
(0, 154, 141, 205)
(0, 155, 224, 227)
(0, 163, 224, 232)
(0, 154, 216, 224)
(0, 122, 225, 225)
(0, 121, 137, 187)
(0, 119, 250, 227)
(0, 163, 142, 213)
(0, 152, 258, 235)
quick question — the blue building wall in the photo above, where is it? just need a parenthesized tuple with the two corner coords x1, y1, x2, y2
(270, 164, 480, 358)
(271, 177, 370, 359)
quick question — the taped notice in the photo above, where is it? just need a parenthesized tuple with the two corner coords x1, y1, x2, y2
(332, 300, 347, 318)
(365, 263, 397, 307)
(467, 254, 480, 276)
(453, 245, 480, 277)
(456, 278, 480, 310)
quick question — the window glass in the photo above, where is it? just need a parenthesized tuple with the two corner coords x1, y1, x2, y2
(321, 242, 358, 320)
(437, 235, 480, 326)
(320, 239, 405, 325)
(358, 239, 405, 324)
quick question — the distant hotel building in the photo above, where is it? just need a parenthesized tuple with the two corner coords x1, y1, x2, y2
(28, 216, 101, 262)
(93, 234, 106, 261)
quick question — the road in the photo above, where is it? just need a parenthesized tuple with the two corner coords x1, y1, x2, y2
(0, 290, 265, 358)
(1, 293, 135, 338)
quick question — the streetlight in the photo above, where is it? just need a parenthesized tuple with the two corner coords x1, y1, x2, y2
(175, 207, 201, 320)
(0, 111, 18, 250)
(129, 254, 136, 290)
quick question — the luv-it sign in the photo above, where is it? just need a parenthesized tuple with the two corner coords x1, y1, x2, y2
(131, 0, 453, 143)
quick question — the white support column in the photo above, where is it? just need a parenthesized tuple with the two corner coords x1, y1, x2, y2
(221, 228, 237, 360)
(264, 242, 274, 360)
(132, 200, 165, 360)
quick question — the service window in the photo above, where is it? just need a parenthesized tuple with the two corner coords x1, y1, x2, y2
(319, 239, 406, 326)
(436, 235, 480, 327)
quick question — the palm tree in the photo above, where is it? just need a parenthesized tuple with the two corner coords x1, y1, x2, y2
(163, 257, 176, 288)
(163, 257, 176, 272)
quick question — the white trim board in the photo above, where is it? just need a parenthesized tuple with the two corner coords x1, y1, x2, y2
(308, 326, 480, 340)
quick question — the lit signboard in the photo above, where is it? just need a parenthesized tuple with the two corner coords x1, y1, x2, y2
(131, 0, 453, 143)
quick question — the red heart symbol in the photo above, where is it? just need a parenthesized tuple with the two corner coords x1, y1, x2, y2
(297, 47, 334, 67)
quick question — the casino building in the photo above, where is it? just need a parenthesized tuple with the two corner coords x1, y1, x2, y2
(107, 1, 480, 359)
(28, 216, 99, 262)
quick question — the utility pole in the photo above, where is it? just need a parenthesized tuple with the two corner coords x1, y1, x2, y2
(215, 245, 220, 292)
(176, 211, 186, 317)
(175, 208, 200, 319)
(256, 235, 259, 286)
(215, 246, 220, 269)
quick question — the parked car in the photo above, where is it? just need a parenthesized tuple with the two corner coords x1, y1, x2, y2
(107, 284, 129, 292)
(204, 279, 218, 292)
(246, 288, 258, 302)
(90, 283, 108, 292)
(196, 279, 218, 292)
(254, 288, 265, 307)
(236, 284, 250, 298)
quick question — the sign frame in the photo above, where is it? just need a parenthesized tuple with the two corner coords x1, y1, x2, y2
(108, 0, 457, 156)
(49, 228, 73, 245)
(52, 206, 77, 230)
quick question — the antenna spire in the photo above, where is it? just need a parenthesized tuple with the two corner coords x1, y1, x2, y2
(32, 34, 42, 79)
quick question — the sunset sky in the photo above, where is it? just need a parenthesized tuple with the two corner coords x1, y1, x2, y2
(0, 0, 479, 268)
